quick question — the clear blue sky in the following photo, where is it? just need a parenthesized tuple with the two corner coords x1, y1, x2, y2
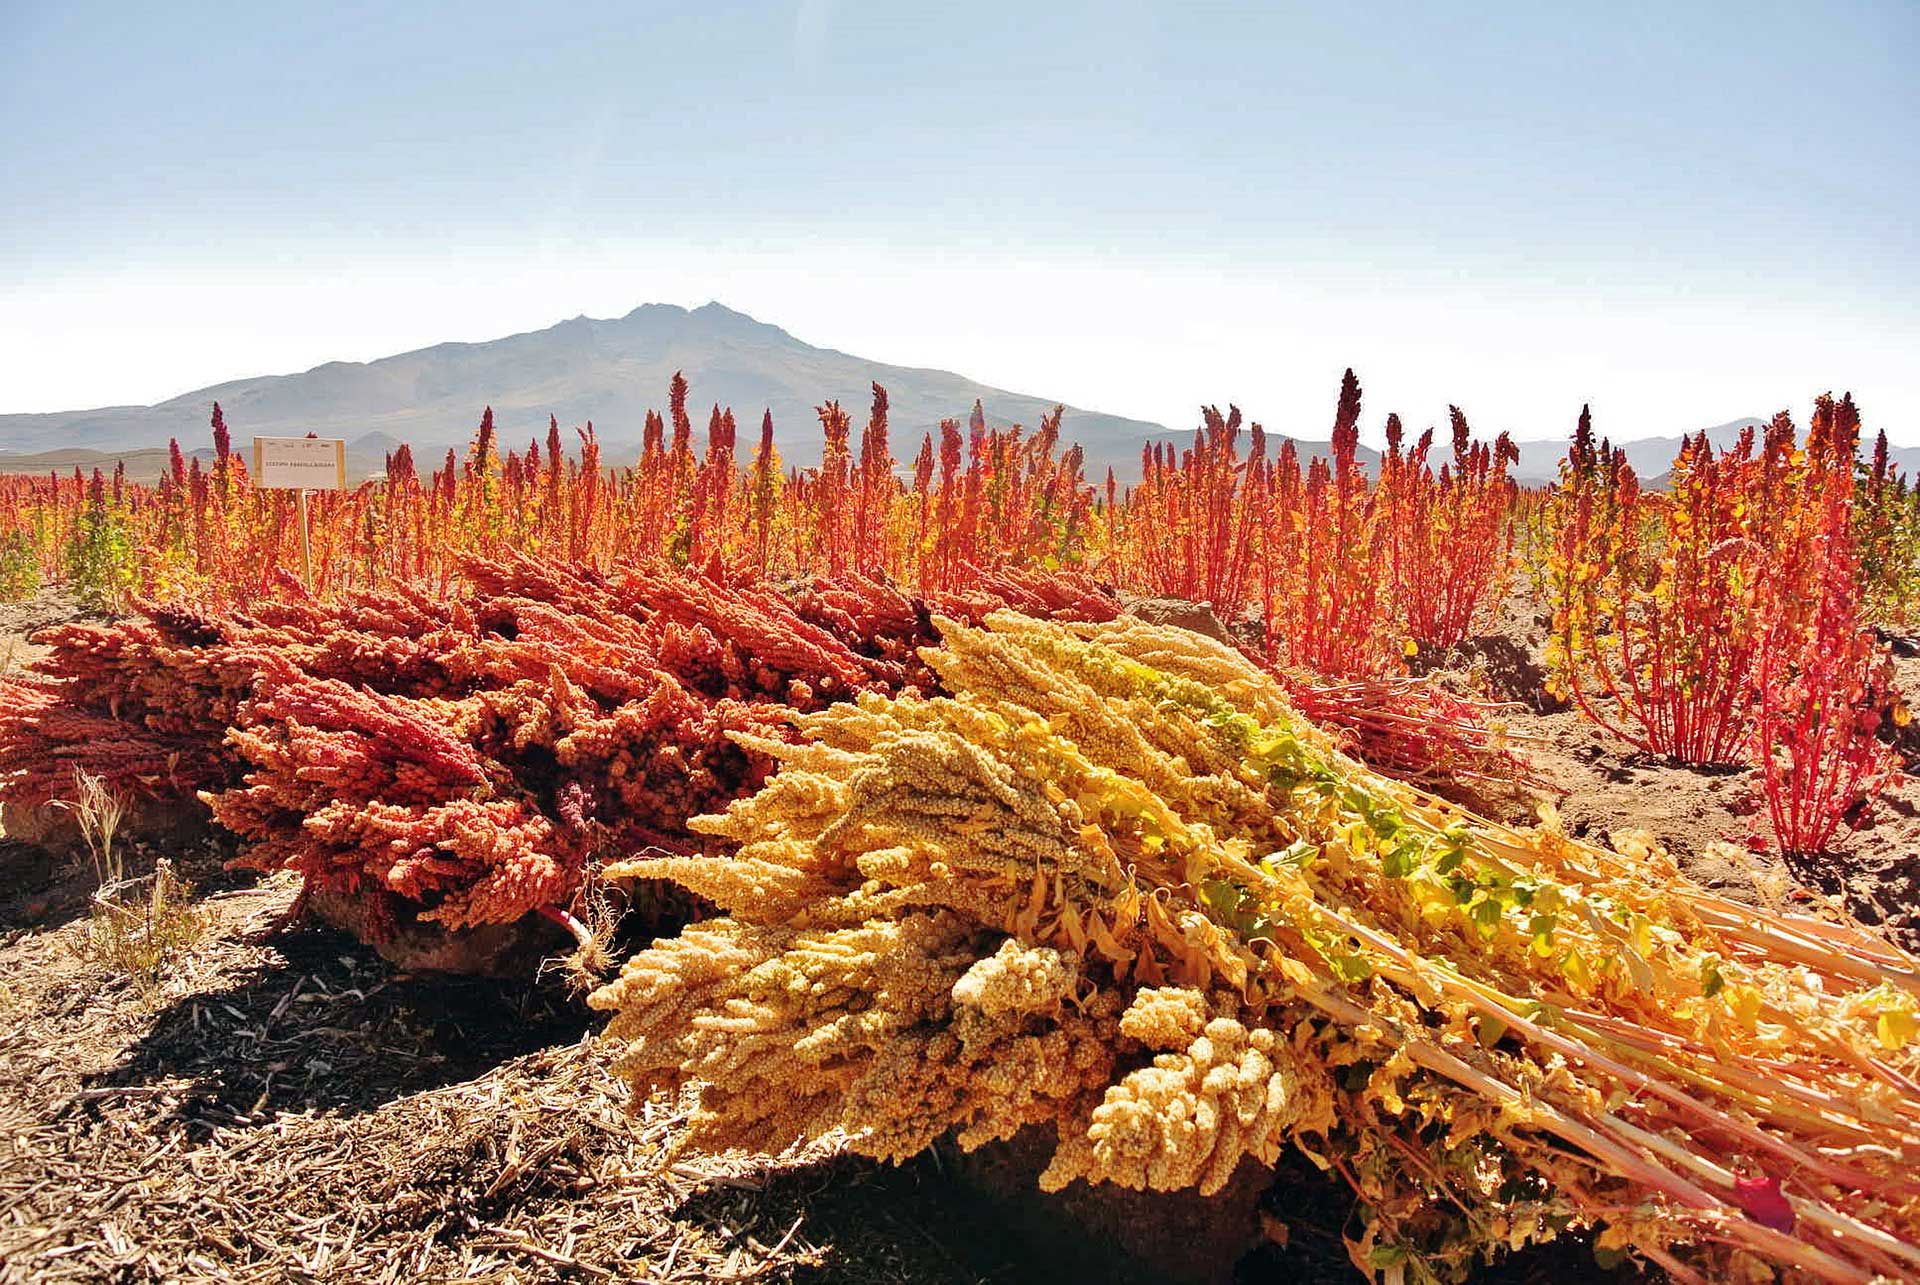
(3, 1, 1916, 443)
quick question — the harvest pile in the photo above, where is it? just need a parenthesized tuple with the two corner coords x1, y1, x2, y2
(592, 612, 1920, 1281)
(0, 556, 1120, 935)
(2, 553, 1518, 943)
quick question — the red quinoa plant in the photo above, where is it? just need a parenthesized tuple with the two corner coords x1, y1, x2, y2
(1547, 393, 1906, 854)
(1545, 408, 1772, 764)
(1753, 394, 1903, 856)
(1379, 407, 1518, 650)
(1128, 403, 1267, 614)
(1265, 370, 1396, 678)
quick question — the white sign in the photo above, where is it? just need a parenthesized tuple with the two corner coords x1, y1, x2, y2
(253, 436, 347, 491)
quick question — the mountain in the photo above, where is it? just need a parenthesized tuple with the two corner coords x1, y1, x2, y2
(1, 306, 1875, 487)
(0, 302, 1174, 479)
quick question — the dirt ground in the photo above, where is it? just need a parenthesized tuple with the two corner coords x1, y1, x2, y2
(0, 850, 1051, 1284)
(1431, 587, 1920, 951)
(0, 593, 77, 678)
(3, 581, 1913, 1283)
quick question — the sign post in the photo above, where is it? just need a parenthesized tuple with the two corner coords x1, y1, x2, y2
(252, 436, 347, 589)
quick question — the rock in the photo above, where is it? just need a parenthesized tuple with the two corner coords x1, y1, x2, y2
(1415, 634, 1568, 714)
(946, 1126, 1271, 1285)
(1119, 597, 1234, 644)
(0, 795, 213, 850)
(307, 887, 570, 977)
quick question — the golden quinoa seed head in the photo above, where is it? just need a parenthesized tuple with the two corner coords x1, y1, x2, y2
(590, 612, 1920, 1284)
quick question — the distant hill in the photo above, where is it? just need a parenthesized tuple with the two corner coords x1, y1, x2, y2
(0, 302, 1174, 478)
(1505, 417, 1920, 487)
(1504, 418, 1768, 486)
(0, 444, 216, 483)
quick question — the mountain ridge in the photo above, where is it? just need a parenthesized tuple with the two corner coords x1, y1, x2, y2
(3, 304, 1902, 484)
(0, 302, 1176, 477)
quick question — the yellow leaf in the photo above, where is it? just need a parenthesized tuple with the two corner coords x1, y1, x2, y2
(1560, 949, 1592, 990)
(1725, 984, 1763, 1029)
(1277, 956, 1316, 988)
(1878, 1007, 1918, 1051)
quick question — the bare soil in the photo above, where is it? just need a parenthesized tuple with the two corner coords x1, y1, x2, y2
(0, 591, 82, 677)
(0, 852, 1035, 1284)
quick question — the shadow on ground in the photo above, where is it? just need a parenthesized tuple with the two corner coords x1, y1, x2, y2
(78, 920, 597, 1127)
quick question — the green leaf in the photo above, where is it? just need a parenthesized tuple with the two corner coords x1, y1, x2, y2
(1328, 951, 1374, 984)
(1529, 912, 1558, 955)
(1471, 897, 1504, 935)
(1700, 956, 1725, 998)
(1381, 843, 1416, 879)
(1270, 839, 1318, 869)
(1368, 1243, 1410, 1269)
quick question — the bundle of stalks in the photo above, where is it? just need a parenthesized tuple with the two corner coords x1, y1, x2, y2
(1276, 670, 1530, 786)
(592, 613, 1920, 1282)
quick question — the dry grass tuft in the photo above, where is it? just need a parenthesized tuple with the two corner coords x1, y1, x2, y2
(75, 859, 212, 993)
(53, 766, 127, 886)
